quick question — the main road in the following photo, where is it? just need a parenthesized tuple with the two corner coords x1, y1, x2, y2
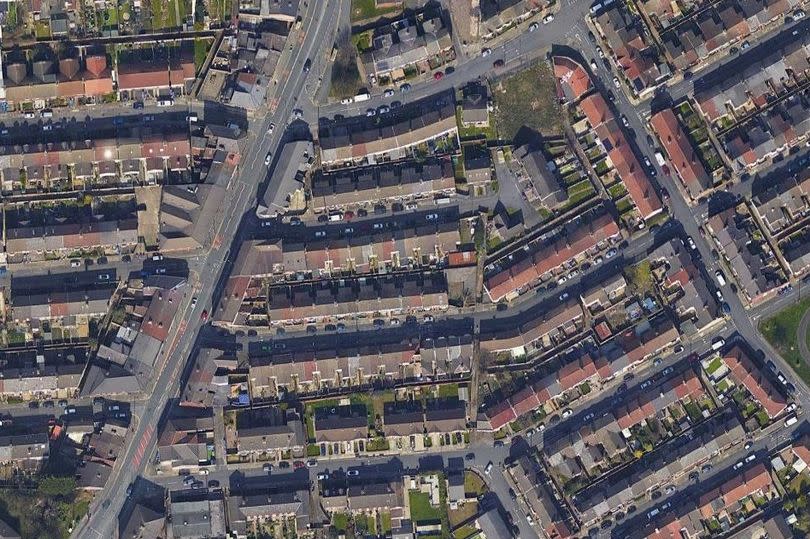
(74, 1, 345, 537)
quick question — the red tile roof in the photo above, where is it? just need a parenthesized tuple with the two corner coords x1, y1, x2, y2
(487, 400, 517, 430)
(650, 109, 711, 197)
(723, 345, 787, 418)
(698, 463, 772, 519)
(553, 56, 592, 99)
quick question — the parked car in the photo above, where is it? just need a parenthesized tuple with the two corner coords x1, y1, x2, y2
(613, 76, 621, 88)
(383, 89, 395, 97)
(347, 469, 359, 476)
(433, 71, 444, 80)
(484, 462, 493, 474)
(543, 13, 554, 23)
(529, 21, 539, 31)
(493, 59, 505, 68)
(482, 48, 492, 57)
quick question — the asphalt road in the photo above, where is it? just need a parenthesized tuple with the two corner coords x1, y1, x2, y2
(74, 2, 343, 537)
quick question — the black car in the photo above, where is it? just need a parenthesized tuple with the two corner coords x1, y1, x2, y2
(508, 487, 517, 500)
(133, 101, 144, 109)
(465, 453, 475, 460)
(208, 480, 220, 488)
(303, 58, 312, 72)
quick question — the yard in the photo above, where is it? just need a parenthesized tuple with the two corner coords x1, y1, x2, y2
(409, 490, 444, 524)
(492, 61, 563, 141)
(463, 471, 487, 497)
(0, 478, 91, 539)
(350, 0, 403, 22)
(759, 296, 810, 387)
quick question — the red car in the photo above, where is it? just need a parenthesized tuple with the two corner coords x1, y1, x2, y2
(661, 164, 671, 176)
(433, 71, 444, 80)
(200, 310, 209, 321)
(293, 460, 306, 470)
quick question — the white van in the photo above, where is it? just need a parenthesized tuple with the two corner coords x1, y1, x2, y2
(715, 270, 727, 287)
(785, 415, 798, 427)
(711, 338, 725, 351)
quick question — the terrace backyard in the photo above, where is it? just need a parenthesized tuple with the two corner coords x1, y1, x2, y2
(492, 61, 563, 141)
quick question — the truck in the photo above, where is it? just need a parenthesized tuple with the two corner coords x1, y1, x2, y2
(354, 92, 371, 102)
(654, 151, 666, 166)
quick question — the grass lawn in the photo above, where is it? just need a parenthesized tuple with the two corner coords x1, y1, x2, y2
(409, 491, 443, 524)
(150, 0, 165, 28)
(194, 38, 212, 71)
(463, 470, 487, 497)
(0, 486, 90, 538)
(760, 296, 810, 387)
(456, 106, 497, 140)
(453, 524, 480, 539)
(438, 383, 459, 399)
(448, 501, 479, 527)
(706, 357, 723, 375)
(34, 20, 51, 39)
(350, 0, 402, 22)
(332, 512, 350, 532)
(492, 61, 563, 141)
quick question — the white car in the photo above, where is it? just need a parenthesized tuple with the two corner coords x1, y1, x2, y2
(191, 297, 198, 308)
(347, 470, 359, 477)
(384, 89, 395, 97)
(794, 8, 806, 18)
(590, 59, 598, 71)
(265, 153, 272, 166)
(482, 48, 492, 57)
(267, 123, 275, 134)
(529, 22, 539, 31)
(315, 231, 326, 238)
(621, 115, 630, 127)
(613, 76, 621, 88)
(597, 47, 605, 59)
(562, 408, 573, 418)
(484, 462, 493, 474)
(425, 213, 439, 221)
(543, 14, 554, 23)
(366, 108, 376, 117)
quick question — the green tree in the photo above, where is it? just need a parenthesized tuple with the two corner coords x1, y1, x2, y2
(38, 476, 76, 498)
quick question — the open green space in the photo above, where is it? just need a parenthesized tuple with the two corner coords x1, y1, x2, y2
(492, 61, 563, 141)
(759, 296, 810, 387)
(350, 0, 402, 22)
(0, 478, 90, 539)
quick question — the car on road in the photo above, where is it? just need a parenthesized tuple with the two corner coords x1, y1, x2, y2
(464, 453, 475, 460)
(70, 259, 82, 268)
(715, 270, 727, 286)
(433, 71, 444, 80)
(527, 21, 539, 31)
(278, 461, 290, 468)
(293, 461, 305, 470)
(582, 412, 595, 422)
(605, 248, 618, 259)
(559, 292, 569, 301)
(425, 213, 439, 221)
(484, 462, 493, 474)
(183, 475, 195, 486)
(263, 462, 273, 471)
(665, 485, 675, 494)
(733, 461, 744, 470)
(794, 8, 806, 18)
(508, 487, 517, 500)
(383, 88, 396, 97)
(687, 236, 697, 250)
(482, 48, 492, 57)
(674, 345, 684, 354)
(267, 123, 275, 134)
(264, 153, 272, 166)
(590, 59, 599, 71)
(303, 58, 311, 72)
(126, 483, 134, 497)
(366, 108, 376, 117)
(661, 187, 670, 200)
(613, 77, 621, 88)
(400, 83, 412, 92)
(621, 115, 630, 127)
(208, 480, 220, 488)
(292, 109, 303, 119)
(347, 469, 359, 476)
(378, 105, 390, 114)
(562, 408, 573, 418)
(745, 441, 753, 450)
(200, 310, 208, 321)
(653, 357, 662, 366)
(543, 13, 554, 23)
(493, 59, 505, 68)
(133, 101, 144, 109)
(741, 40, 751, 50)
(307, 459, 318, 467)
